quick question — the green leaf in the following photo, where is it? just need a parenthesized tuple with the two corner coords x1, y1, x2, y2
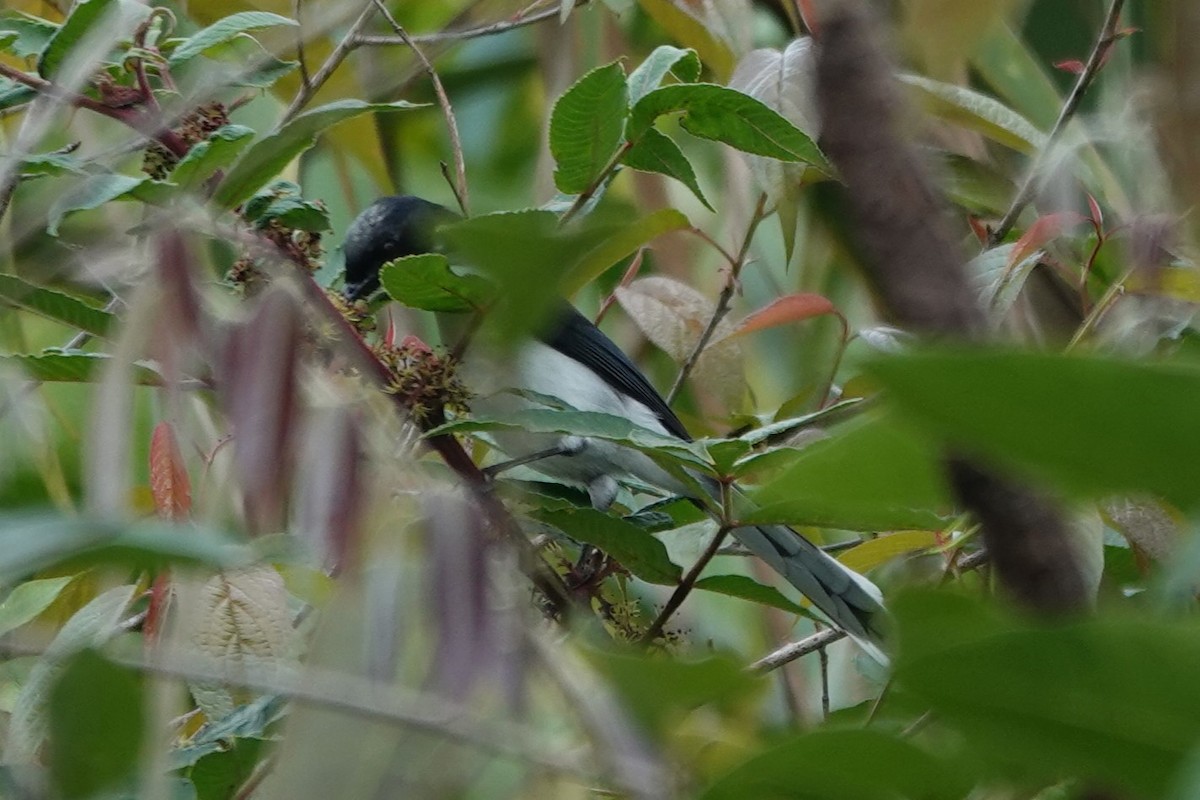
(214, 100, 423, 210)
(628, 45, 701, 103)
(0, 514, 250, 584)
(168, 11, 298, 65)
(629, 83, 830, 170)
(893, 590, 1200, 798)
(0, 12, 59, 59)
(564, 207, 691, 293)
(866, 348, 1200, 509)
(12, 151, 87, 177)
(0, 275, 113, 337)
(170, 696, 286, 768)
(441, 209, 610, 341)
(0, 576, 75, 637)
(243, 181, 330, 231)
(38, 0, 148, 80)
(635, 0, 734, 80)
(694, 574, 804, 614)
(748, 411, 953, 531)
(537, 507, 680, 584)
(0, 351, 161, 385)
(900, 73, 1046, 154)
(622, 128, 712, 210)
(430, 406, 709, 471)
(190, 738, 264, 800)
(49, 649, 144, 799)
(587, 649, 759, 735)
(379, 254, 493, 312)
(46, 173, 147, 236)
(550, 61, 630, 195)
(0, 78, 36, 112)
(168, 124, 256, 190)
(701, 729, 968, 800)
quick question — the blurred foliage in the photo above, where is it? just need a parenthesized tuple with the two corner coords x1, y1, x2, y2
(0, 0, 1199, 798)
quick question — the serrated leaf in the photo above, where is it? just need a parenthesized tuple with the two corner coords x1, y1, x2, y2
(838, 530, 938, 573)
(900, 73, 1046, 154)
(729, 38, 822, 216)
(38, 0, 148, 80)
(537, 508, 682, 584)
(550, 61, 630, 195)
(630, 83, 830, 171)
(1, 351, 160, 384)
(168, 124, 255, 190)
(168, 11, 298, 65)
(628, 45, 702, 103)
(379, 253, 493, 312)
(622, 128, 713, 210)
(0, 274, 113, 337)
(46, 173, 147, 236)
(214, 100, 423, 210)
(180, 567, 294, 719)
(0, 576, 75, 637)
(150, 421, 191, 520)
(636, 0, 734, 81)
(749, 411, 953, 531)
(564, 207, 691, 293)
(867, 348, 1200, 509)
(694, 574, 804, 614)
(5, 584, 137, 763)
(49, 649, 144, 798)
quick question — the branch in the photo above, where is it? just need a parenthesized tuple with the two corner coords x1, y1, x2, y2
(666, 193, 769, 405)
(640, 481, 737, 645)
(814, 1, 1088, 613)
(0, 640, 592, 778)
(281, 0, 379, 124)
(987, 0, 1127, 247)
(353, 0, 593, 47)
(748, 626, 844, 673)
(371, 0, 470, 216)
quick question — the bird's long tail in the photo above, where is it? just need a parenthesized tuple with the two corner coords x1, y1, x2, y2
(731, 523, 888, 663)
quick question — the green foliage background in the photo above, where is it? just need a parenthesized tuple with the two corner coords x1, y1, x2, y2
(1, 0, 1199, 798)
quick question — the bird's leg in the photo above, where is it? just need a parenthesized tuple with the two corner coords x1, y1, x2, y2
(482, 436, 588, 478)
(572, 473, 619, 587)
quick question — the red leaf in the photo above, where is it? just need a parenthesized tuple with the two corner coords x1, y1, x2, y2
(733, 293, 840, 337)
(967, 215, 989, 245)
(1086, 194, 1104, 230)
(149, 421, 191, 520)
(398, 334, 432, 354)
(1054, 59, 1085, 74)
(1007, 212, 1088, 268)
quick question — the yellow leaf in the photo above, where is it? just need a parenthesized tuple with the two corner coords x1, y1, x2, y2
(838, 530, 938, 573)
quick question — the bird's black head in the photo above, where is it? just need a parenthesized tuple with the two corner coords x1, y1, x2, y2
(342, 195, 454, 301)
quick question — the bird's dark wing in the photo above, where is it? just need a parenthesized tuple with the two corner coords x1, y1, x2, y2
(540, 305, 692, 442)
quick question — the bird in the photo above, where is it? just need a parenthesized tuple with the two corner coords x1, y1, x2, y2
(342, 195, 887, 660)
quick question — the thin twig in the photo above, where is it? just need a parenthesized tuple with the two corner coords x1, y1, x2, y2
(353, 0, 593, 47)
(750, 547, 990, 674)
(749, 626, 845, 673)
(666, 193, 769, 404)
(640, 481, 737, 645)
(372, 0, 470, 216)
(293, 0, 312, 91)
(987, 0, 1126, 247)
(280, 0, 379, 124)
(560, 141, 632, 225)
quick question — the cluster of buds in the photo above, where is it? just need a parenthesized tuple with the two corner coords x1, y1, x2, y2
(374, 336, 471, 425)
(326, 289, 376, 337)
(143, 101, 230, 179)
